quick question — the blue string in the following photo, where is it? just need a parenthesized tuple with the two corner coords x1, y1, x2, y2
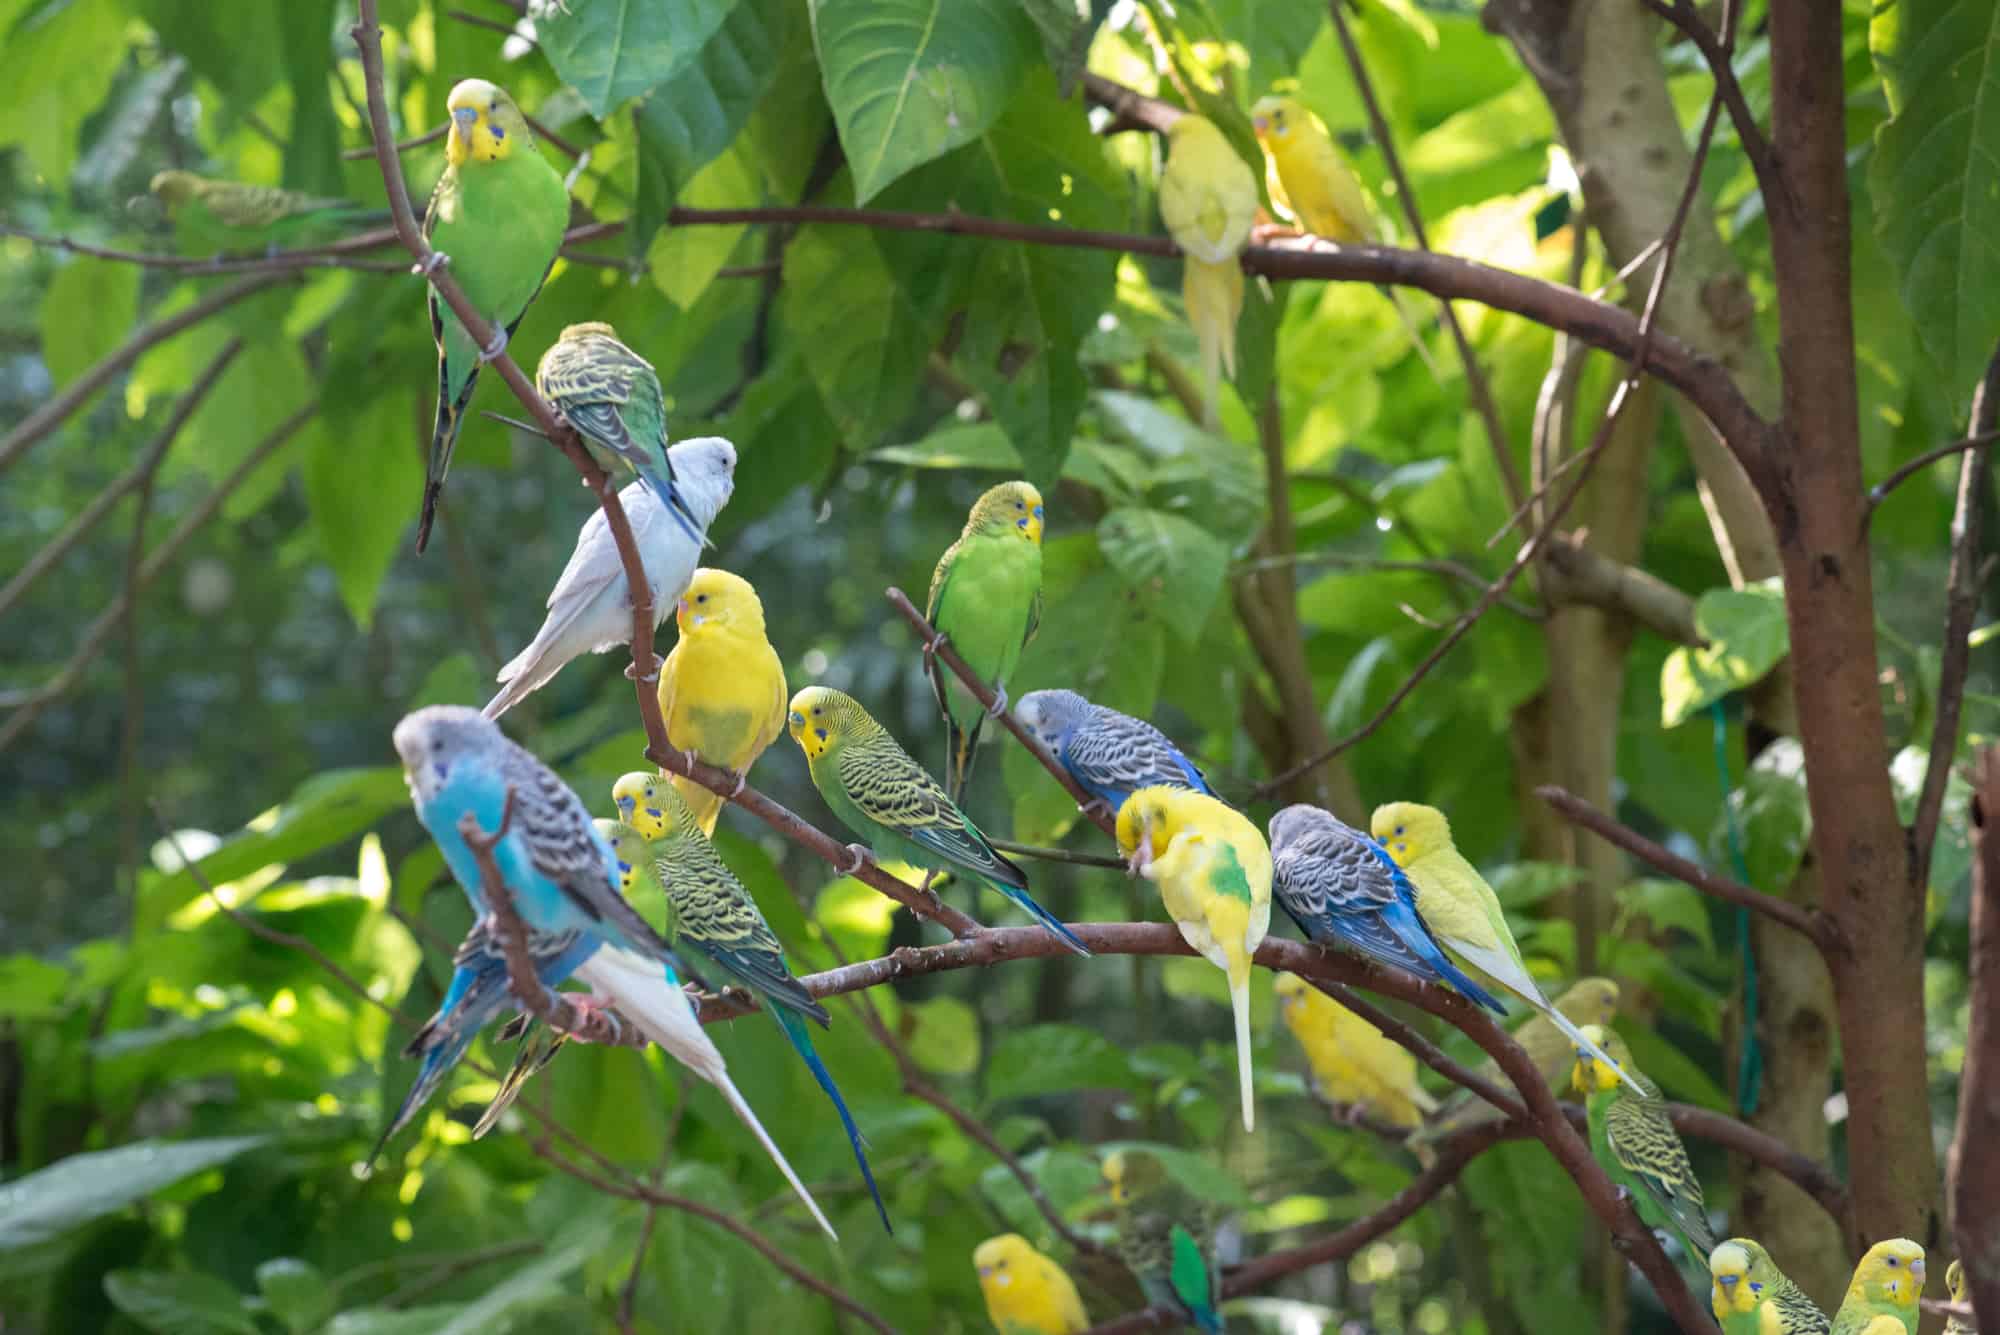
(1712, 698, 1762, 1116)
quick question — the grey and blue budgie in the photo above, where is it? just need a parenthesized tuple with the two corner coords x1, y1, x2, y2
(1015, 688, 1215, 815)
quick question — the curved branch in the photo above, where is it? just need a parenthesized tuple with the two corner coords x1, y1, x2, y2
(1536, 784, 1843, 953)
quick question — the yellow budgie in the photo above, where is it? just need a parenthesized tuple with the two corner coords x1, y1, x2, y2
(1158, 115, 1257, 429)
(1250, 95, 1378, 244)
(656, 567, 788, 834)
(1372, 802, 1644, 1096)
(973, 1234, 1090, 1334)
(1117, 786, 1272, 1131)
(1830, 1238, 1924, 1335)
(1273, 972, 1437, 1129)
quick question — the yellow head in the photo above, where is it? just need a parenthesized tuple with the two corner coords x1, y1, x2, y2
(964, 481, 1044, 545)
(1708, 1239, 1765, 1319)
(1948, 1258, 1966, 1303)
(787, 685, 871, 761)
(973, 1234, 1042, 1304)
(1369, 801, 1451, 865)
(1568, 1023, 1636, 1096)
(592, 817, 648, 896)
(611, 771, 697, 841)
(1099, 1147, 1164, 1205)
(1115, 785, 1185, 875)
(1556, 977, 1621, 1028)
(149, 169, 199, 209)
(559, 320, 617, 343)
(1847, 1238, 1925, 1310)
(446, 78, 531, 167)
(1250, 95, 1313, 146)
(676, 568, 766, 639)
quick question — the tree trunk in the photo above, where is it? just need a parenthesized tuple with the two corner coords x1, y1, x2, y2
(1950, 749, 2000, 1329)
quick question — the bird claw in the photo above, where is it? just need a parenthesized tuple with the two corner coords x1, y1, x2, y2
(839, 844, 872, 876)
(415, 250, 450, 278)
(479, 326, 510, 363)
(922, 630, 951, 670)
(725, 768, 748, 799)
(1080, 797, 1115, 824)
(681, 747, 700, 772)
(985, 685, 1009, 720)
(622, 660, 659, 684)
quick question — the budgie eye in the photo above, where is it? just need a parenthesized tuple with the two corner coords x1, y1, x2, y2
(1886, 1258, 1898, 1267)
(1394, 824, 1404, 835)
(789, 711, 804, 725)
(696, 594, 708, 603)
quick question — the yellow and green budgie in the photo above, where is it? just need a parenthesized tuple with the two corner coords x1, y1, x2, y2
(1420, 976, 1621, 1139)
(415, 77, 571, 554)
(973, 1234, 1090, 1334)
(1830, 1239, 1925, 1335)
(1570, 1023, 1715, 1263)
(787, 686, 1089, 954)
(1158, 114, 1257, 428)
(1248, 95, 1377, 245)
(657, 568, 788, 834)
(1272, 972, 1436, 1130)
(1709, 1238, 1830, 1334)
(924, 481, 1044, 802)
(1944, 1258, 1972, 1335)
(1373, 802, 1642, 1095)
(148, 170, 380, 253)
(1102, 1150, 1224, 1334)
(1117, 786, 1271, 1132)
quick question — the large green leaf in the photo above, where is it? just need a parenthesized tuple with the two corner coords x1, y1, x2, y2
(40, 261, 139, 390)
(255, 1258, 332, 1335)
(430, 1212, 614, 1335)
(1659, 580, 1789, 727)
(103, 1270, 259, 1335)
(303, 391, 421, 629)
(810, 0, 1037, 203)
(780, 223, 928, 441)
(1870, 0, 2000, 396)
(537, 0, 736, 118)
(0, 0, 123, 180)
(985, 1024, 1139, 1102)
(1096, 506, 1232, 645)
(0, 1136, 267, 1251)
(1711, 738, 1811, 892)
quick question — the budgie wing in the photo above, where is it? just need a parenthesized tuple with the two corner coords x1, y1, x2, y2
(1272, 826, 1435, 968)
(834, 741, 1026, 889)
(1772, 1284, 1829, 1334)
(923, 535, 967, 718)
(503, 751, 674, 947)
(663, 848, 823, 1021)
(1604, 1093, 1712, 1250)
(1064, 714, 1210, 796)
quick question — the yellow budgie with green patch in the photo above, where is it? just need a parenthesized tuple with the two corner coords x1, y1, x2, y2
(1373, 801, 1642, 1096)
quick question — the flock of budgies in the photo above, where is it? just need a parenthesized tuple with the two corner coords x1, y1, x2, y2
(218, 70, 1958, 1335)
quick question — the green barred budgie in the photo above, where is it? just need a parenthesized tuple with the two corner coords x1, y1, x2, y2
(1709, 1238, 1829, 1334)
(148, 170, 382, 252)
(1420, 976, 1621, 1140)
(1101, 1149, 1223, 1334)
(1570, 1024, 1715, 1261)
(786, 685, 1087, 954)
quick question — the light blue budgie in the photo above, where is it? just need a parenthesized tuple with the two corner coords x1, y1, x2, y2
(1266, 804, 1505, 1013)
(481, 437, 737, 720)
(1014, 688, 1216, 817)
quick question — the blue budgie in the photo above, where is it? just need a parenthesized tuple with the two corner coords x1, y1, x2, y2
(1014, 688, 1215, 817)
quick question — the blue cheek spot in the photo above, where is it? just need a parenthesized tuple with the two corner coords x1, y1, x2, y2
(645, 807, 662, 820)
(432, 762, 447, 780)
(616, 859, 631, 874)
(816, 728, 828, 742)
(1033, 505, 1043, 520)
(490, 122, 505, 140)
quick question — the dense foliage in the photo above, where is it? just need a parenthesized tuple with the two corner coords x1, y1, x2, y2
(1, 0, 1994, 1331)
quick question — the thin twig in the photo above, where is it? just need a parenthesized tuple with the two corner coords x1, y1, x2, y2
(1324, 0, 1523, 511)
(1232, 551, 1544, 620)
(615, 1204, 659, 1333)
(1536, 786, 1841, 952)
(0, 225, 409, 274)
(342, 124, 448, 159)
(990, 839, 1128, 870)
(1866, 428, 2000, 517)
(1637, 0, 1784, 213)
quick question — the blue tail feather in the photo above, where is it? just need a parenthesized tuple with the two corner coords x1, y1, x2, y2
(638, 464, 708, 549)
(1384, 900, 1506, 1014)
(775, 1007, 891, 1234)
(1003, 887, 1092, 956)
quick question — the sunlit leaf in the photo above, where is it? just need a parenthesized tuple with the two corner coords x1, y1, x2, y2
(538, 0, 734, 118)
(0, 1136, 267, 1251)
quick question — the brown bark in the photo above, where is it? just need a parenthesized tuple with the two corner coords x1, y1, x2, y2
(1950, 750, 2000, 1329)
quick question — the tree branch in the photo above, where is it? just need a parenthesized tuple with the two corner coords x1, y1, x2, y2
(1638, 0, 1783, 212)
(0, 272, 286, 474)
(1953, 748, 2000, 1329)
(1539, 536, 1700, 644)
(1233, 551, 1545, 622)
(1080, 72, 1182, 135)
(1536, 785, 1842, 953)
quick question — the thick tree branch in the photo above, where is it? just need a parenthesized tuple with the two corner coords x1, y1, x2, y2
(1080, 72, 1182, 135)
(1539, 536, 1700, 644)
(1913, 345, 2000, 884)
(1536, 786, 1842, 952)
(0, 272, 286, 474)
(1951, 749, 2000, 1329)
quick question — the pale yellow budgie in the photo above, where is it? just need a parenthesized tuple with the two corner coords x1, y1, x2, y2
(973, 1234, 1091, 1334)
(1158, 115, 1257, 429)
(1372, 802, 1644, 1096)
(656, 567, 788, 834)
(1250, 94, 1378, 244)
(1420, 976, 1621, 1139)
(1117, 786, 1272, 1131)
(1272, 972, 1437, 1129)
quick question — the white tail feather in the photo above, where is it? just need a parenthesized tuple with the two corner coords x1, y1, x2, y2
(574, 950, 838, 1240)
(1443, 936, 1647, 1098)
(1231, 975, 1254, 1132)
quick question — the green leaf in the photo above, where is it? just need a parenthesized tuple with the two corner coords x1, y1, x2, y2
(304, 392, 421, 629)
(1869, 0, 2000, 396)
(41, 262, 139, 390)
(103, 1270, 259, 1335)
(1012, 535, 1167, 719)
(0, 952, 72, 1021)
(870, 422, 1023, 470)
(0, 0, 125, 180)
(1659, 579, 1789, 727)
(325, 1307, 469, 1335)
(811, 0, 1037, 202)
(985, 1023, 1138, 1102)
(537, 0, 735, 118)
(1617, 878, 1715, 952)
(1096, 507, 1231, 645)
(255, 1258, 332, 1334)
(0, 1136, 266, 1251)
(1889, 744, 1975, 895)
(430, 1211, 614, 1335)
(903, 996, 981, 1076)
(646, 146, 756, 310)
(1711, 738, 1811, 891)
(781, 224, 928, 440)
(1611, 1019, 1731, 1113)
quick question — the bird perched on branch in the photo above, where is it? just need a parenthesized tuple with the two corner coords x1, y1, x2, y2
(535, 323, 705, 546)
(1830, 1239, 1925, 1335)
(1118, 786, 1270, 1131)
(655, 568, 787, 834)
(613, 773, 890, 1233)
(481, 438, 736, 720)
(924, 481, 1044, 802)
(1015, 688, 1214, 819)
(416, 77, 571, 553)
(1159, 115, 1257, 428)
(1418, 976, 1620, 1139)
(1272, 972, 1437, 1130)
(148, 170, 383, 252)
(1709, 1238, 1829, 1335)
(1373, 801, 1640, 1093)
(1944, 1259, 1973, 1335)
(973, 1234, 1091, 1334)
(1265, 804, 1503, 1012)
(1249, 95, 1376, 246)
(1101, 1149, 1224, 1334)
(788, 686, 1089, 954)
(1569, 1023, 1715, 1263)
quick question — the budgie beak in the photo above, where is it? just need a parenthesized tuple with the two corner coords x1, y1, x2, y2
(675, 595, 696, 629)
(451, 106, 479, 138)
(1125, 811, 1156, 875)
(1912, 1258, 1926, 1284)
(1252, 115, 1268, 134)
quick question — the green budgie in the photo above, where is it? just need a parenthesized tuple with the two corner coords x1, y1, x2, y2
(611, 772, 890, 1233)
(1709, 1238, 1830, 1334)
(923, 480, 1044, 801)
(786, 685, 1088, 955)
(416, 77, 570, 554)
(148, 170, 383, 252)
(1570, 1024, 1715, 1263)
(1830, 1239, 1924, 1335)
(1101, 1149, 1224, 1334)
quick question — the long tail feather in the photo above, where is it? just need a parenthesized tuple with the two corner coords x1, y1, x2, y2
(946, 713, 982, 803)
(1230, 975, 1255, 1132)
(1001, 887, 1092, 956)
(418, 363, 479, 555)
(1449, 937, 1648, 1097)
(471, 1024, 566, 1140)
(777, 1008, 891, 1234)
